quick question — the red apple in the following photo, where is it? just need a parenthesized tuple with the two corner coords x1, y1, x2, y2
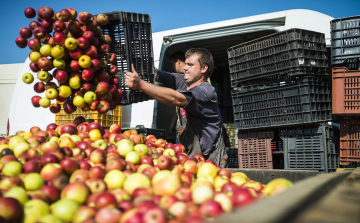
(95, 192, 117, 210)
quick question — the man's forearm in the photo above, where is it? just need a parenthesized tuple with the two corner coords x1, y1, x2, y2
(139, 80, 188, 107)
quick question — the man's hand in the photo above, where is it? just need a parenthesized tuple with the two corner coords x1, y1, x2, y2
(125, 64, 141, 90)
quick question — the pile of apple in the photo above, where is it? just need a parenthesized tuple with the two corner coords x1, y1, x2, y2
(0, 120, 292, 223)
(16, 6, 123, 114)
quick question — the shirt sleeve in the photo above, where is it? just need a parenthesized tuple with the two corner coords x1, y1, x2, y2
(156, 70, 176, 90)
(177, 89, 203, 117)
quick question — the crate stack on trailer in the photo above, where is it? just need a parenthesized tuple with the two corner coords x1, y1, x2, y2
(227, 29, 339, 172)
(330, 16, 360, 167)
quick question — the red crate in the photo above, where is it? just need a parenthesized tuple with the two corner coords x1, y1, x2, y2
(332, 67, 360, 117)
(238, 131, 274, 169)
(340, 117, 360, 165)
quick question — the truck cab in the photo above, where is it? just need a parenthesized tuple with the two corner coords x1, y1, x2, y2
(7, 9, 334, 137)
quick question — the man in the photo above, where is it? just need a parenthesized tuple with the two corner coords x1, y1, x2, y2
(125, 48, 227, 167)
(167, 51, 186, 138)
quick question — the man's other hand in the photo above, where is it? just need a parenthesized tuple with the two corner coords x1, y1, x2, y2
(125, 64, 141, 90)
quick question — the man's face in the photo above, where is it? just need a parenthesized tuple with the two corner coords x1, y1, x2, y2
(183, 54, 205, 85)
(171, 59, 185, 74)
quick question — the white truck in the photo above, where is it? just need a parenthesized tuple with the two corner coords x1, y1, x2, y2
(3, 9, 334, 139)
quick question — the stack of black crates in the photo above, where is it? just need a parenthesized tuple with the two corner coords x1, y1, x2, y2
(227, 29, 340, 173)
(98, 11, 155, 105)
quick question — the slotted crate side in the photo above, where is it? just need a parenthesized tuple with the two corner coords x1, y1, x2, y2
(232, 76, 332, 130)
(238, 130, 273, 169)
(98, 11, 154, 105)
(340, 117, 360, 165)
(239, 153, 273, 169)
(281, 123, 340, 173)
(228, 29, 329, 83)
(330, 15, 360, 69)
(121, 127, 166, 139)
(55, 105, 122, 127)
(332, 67, 360, 116)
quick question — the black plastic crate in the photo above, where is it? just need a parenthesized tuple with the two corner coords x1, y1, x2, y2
(228, 29, 329, 84)
(330, 15, 360, 70)
(232, 76, 332, 130)
(122, 125, 166, 140)
(98, 11, 155, 105)
(226, 148, 239, 168)
(280, 123, 340, 173)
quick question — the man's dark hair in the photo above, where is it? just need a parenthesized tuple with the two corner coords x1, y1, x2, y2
(185, 48, 214, 77)
(170, 51, 185, 62)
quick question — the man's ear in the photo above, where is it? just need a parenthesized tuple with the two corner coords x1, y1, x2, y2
(201, 65, 208, 74)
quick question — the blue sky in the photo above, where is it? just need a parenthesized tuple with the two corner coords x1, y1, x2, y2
(0, 0, 359, 64)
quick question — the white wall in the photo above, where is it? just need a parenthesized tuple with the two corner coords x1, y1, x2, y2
(0, 63, 23, 136)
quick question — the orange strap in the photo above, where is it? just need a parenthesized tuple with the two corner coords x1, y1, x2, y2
(222, 157, 228, 162)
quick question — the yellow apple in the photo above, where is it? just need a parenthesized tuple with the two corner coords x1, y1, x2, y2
(40, 44, 52, 57)
(51, 46, 65, 59)
(197, 163, 218, 179)
(104, 170, 127, 189)
(29, 51, 41, 64)
(58, 85, 72, 98)
(78, 55, 91, 68)
(89, 129, 102, 141)
(123, 173, 151, 196)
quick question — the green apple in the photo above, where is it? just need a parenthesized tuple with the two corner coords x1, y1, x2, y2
(123, 173, 151, 196)
(117, 139, 134, 157)
(73, 96, 86, 108)
(40, 44, 52, 57)
(104, 170, 126, 189)
(22, 73, 34, 84)
(9, 135, 27, 150)
(23, 173, 44, 191)
(5, 186, 29, 206)
(70, 135, 82, 143)
(2, 161, 22, 176)
(93, 139, 108, 150)
(69, 77, 81, 89)
(49, 136, 59, 142)
(37, 214, 64, 223)
(53, 59, 66, 69)
(84, 91, 96, 104)
(125, 151, 141, 164)
(78, 55, 91, 68)
(134, 144, 149, 157)
(14, 141, 30, 157)
(29, 51, 41, 64)
(46, 88, 58, 100)
(37, 70, 50, 82)
(51, 199, 80, 222)
(24, 199, 50, 223)
(51, 46, 65, 59)
(64, 37, 78, 50)
(59, 133, 71, 138)
(58, 85, 72, 98)
(39, 97, 51, 108)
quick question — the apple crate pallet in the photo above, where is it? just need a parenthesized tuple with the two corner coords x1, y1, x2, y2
(97, 11, 155, 105)
(238, 130, 274, 169)
(339, 117, 360, 165)
(332, 67, 360, 117)
(280, 123, 340, 173)
(55, 104, 122, 127)
(331, 15, 360, 70)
